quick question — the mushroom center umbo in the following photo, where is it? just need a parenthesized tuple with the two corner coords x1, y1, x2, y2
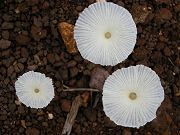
(129, 92, 137, 100)
(105, 32, 111, 39)
(34, 88, 40, 93)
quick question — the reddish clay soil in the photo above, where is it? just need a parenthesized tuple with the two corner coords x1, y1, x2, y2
(0, 0, 179, 135)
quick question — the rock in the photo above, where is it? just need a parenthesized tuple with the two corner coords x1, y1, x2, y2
(0, 115, 7, 121)
(117, 1, 124, 7)
(122, 129, 132, 135)
(61, 99, 71, 112)
(157, 8, 172, 20)
(60, 68, 68, 80)
(26, 127, 40, 135)
(15, 100, 22, 106)
(27, 65, 38, 70)
(16, 34, 31, 45)
(2, 49, 10, 57)
(84, 108, 97, 122)
(70, 67, 79, 78)
(2, 14, 13, 21)
(87, 0, 94, 4)
(1, 22, 14, 29)
(89, 67, 109, 91)
(47, 53, 55, 64)
(33, 16, 42, 27)
(18, 106, 25, 114)
(104, 117, 117, 127)
(76, 6, 83, 12)
(2, 31, 9, 39)
(48, 113, 54, 119)
(42, 122, 48, 127)
(7, 65, 14, 77)
(42, 1, 49, 9)
(30, 108, 37, 114)
(164, 47, 172, 56)
(150, 97, 173, 133)
(0, 39, 11, 49)
(132, 4, 151, 24)
(67, 60, 77, 68)
(58, 22, 78, 53)
(155, 0, 171, 4)
(31, 25, 47, 41)
(27, 0, 39, 6)
(21, 47, 29, 57)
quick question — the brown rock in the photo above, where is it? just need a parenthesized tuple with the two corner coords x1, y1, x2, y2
(18, 106, 25, 114)
(0, 39, 11, 49)
(31, 25, 47, 41)
(158, 8, 172, 20)
(61, 99, 71, 112)
(42, 1, 49, 9)
(21, 47, 29, 57)
(104, 117, 117, 127)
(7, 66, 14, 77)
(70, 67, 79, 78)
(132, 4, 151, 24)
(122, 129, 132, 135)
(117, 1, 124, 7)
(84, 108, 97, 122)
(16, 34, 31, 45)
(0, 115, 7, 121)
(1, 22, 14, 29)
(27, 65, 38, 70)
(89, 67, 109, 91)
(47, 53, 55, 64)
(76, 6, 83, 12)
(155, 0, 171, 4)
(2, 31, 9, 39)
(26, 127, 40, 135)
(150, 97, 173, 133)
(67, 60, 77, 68)
(58, 22, 78, 53)
(163, 47, 172, 56)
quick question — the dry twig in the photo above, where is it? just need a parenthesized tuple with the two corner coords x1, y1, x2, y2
(62, 95, 82, 135)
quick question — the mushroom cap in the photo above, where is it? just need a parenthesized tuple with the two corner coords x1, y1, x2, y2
(74, 2, 137, 66)
(102, 65, 164, 128)
(15, 71, 54, 108)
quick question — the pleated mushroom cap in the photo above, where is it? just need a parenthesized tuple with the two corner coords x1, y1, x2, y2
(102, 65, 164, 128)
(15, 71, 54, 109)
(74, 2, 137, 66)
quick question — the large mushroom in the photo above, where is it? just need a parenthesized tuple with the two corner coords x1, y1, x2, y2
(102, 65, 164, 128)
(74, 2, 137, 66)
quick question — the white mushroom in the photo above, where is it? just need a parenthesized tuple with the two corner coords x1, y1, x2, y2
(74, 2, 137, 66)
(102, 65, 164, 128)
(15, 71, 54, 109)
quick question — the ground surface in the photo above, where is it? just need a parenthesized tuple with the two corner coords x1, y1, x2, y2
(0, 0, 179, 135)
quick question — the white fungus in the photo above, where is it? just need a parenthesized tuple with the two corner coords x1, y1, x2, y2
(15, 71, 54, 109)
(74, 2, 137, 66)
(102, 65, 164, 128)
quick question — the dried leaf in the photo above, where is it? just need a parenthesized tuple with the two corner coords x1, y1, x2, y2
(58, 22, 78, 54)
(62, 95, 82, 135)
(89, 67, 109, 92)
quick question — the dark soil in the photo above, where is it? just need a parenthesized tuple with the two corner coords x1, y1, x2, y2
(0, 0, 179, 135)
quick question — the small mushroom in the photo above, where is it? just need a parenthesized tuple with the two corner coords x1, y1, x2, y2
(15, 71, 54, 109)
(102, 65, 164, 128)
(74, 2, 137, 66)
